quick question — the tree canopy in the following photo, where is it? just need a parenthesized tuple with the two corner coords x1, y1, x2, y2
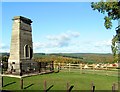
(91, 0, 120, 62)
(91, 0, 120, 29)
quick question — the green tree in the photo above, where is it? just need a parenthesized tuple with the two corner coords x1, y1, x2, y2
(91, 0, 120, 29)
(111, 35, 119, 62)
(91, 0, 120, 62)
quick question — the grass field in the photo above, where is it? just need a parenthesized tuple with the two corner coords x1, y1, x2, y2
(2, 70, 118, 91)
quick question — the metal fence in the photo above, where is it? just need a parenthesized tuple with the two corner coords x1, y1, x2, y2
(1, 61, 54, 76)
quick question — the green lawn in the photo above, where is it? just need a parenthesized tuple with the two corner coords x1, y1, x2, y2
(2, 70, 118, 91)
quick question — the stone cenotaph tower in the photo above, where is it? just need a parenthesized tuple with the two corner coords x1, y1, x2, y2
(8, 16, 37, 75)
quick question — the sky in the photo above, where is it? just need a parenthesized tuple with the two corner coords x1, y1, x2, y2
(1, 2, 118, 53)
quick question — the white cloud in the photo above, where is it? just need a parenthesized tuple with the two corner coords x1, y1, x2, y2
(94, 40, 112, 47)
(33, 37, 113, 53)
(1, 32, 112, 53)
(77, 39, 112, 53)
(33, 30, 80, 53)
(34, 31, 80, 49)
(46, 31, 80, 40)
(33, 42, 46, 49)
(0, 43, 10, 53)
(46, 31, 80, 47)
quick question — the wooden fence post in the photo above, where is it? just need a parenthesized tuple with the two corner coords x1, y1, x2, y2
(52, 61, 54, 71)
(54, 62, 56, 70)
(67, 82, 69, 92)
(91, 82, 95, 92)
(59, 62, 60, 70)
(44, 80, 47, 92)
(106, 63, 108, 75)
(112, 83, 115, 92)
(80, 63, 82, 74)
(69, 63, 70, 72)
(20, 78, 23, 89)
(92, 86, 95, 92)
(93, 64, 95, 74)
(2, 76, 3, 87)
(39, 62, 41, 73)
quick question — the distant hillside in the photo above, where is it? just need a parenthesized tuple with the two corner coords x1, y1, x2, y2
(49, 53, 114, 63)
(34, 53, 114, 63)
(1, 53, 114, 63)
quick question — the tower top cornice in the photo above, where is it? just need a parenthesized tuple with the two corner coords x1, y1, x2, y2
(13, 16, 32, 25)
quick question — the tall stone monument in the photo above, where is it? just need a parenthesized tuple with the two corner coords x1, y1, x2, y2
(8, 16, 37, 75)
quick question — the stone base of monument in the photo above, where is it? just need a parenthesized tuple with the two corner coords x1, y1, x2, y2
(7, 59, 39, 76)
(5, 60, 54, 76)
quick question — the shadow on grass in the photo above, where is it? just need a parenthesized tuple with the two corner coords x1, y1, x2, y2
(46, 85, 54, 91)
(1, 90, 12, 92)
(69, 85, 74, 92)
(3, 82, 16, 87)
(24, 83, 34, 89)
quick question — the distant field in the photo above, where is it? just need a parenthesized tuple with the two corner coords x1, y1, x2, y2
(2, 70, 118, 91)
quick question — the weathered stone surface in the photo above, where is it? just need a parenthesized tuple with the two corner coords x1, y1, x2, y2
(8, 16, 37, 75)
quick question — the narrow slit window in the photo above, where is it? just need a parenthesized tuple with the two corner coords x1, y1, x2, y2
(25, 45, 29, 57)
